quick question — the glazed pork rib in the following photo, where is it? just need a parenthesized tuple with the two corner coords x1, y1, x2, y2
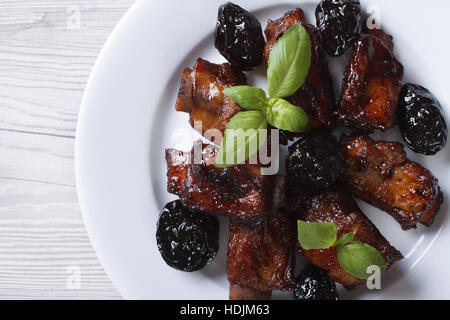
(227, 210, 296, 299)
(289, 185, 403, 289)
(341, 135, 443, 230)
(263, 9, 336, 140)
(338, 27, 404, 132)
(166, 142, 293, 299)
(263, 8, 306, 63)
(229, 285, 272, 300)
(175, 58, 246, 138)
(166, 141, 285, 219)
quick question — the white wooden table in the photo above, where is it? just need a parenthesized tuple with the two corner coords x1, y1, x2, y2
(0, 0, 137, 299)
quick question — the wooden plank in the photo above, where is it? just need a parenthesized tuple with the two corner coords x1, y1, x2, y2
(0, 130, 75, 186)
(0, 0, 135, 138)
(0, 178, 121, 299)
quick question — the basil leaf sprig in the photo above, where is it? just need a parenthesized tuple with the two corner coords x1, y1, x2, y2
(215, 111, 267, 169)
(297, 221, 337, 250)
(215, 23, 311, 168)
(265, 98, 309, 132)
(297, 221, 387, 280)
(336, 242, 387, 280)
(267, 22, 312, 98)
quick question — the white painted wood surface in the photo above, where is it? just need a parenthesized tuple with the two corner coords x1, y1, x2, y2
(0, 0, 137, 299)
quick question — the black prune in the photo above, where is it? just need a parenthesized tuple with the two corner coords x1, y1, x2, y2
(293, 264, 339, 300)
(214, 2, 265, 71)
(398, 83, 447, 155)
(286, 134, 346, 190)
(156, 200, 219, 272)
(315, 0, 361, 57)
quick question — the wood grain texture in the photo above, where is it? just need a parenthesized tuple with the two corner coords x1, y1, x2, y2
(0, 179, 120, 299)
(0, 0, 136, 299)
(0, 0, 135, 138)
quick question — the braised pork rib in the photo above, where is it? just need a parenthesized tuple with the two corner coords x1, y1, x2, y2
(263, 9, 336, 140)
(166, 141, 285, 219)
(289, 185, 403, 288)
(175, 58, 246, 138)
(341, 135, 443, 230)
(338, 28, 404, 132)
(227, 210, 296, 298)
(229, 285, 272, 300)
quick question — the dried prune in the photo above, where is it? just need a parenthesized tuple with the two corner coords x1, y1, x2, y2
(315, 0, 361, 56)
(398, 84, 447, 155)
(156, 200, 219, 272)
(293, 264, 339, 300)
(286, 134, 346, 190)
(214, 2, 265, 71)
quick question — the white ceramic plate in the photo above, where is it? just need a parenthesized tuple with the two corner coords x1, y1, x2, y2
(75, 0, 450, 299)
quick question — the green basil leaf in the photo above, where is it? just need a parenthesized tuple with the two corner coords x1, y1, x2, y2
(332, 232, 355, 247)
(215, 111, 267, 168)
(265, 98, 309, 132)
(223, 86, 267, 111)
(297, 220, 338, 250)
(267, 23, 311, 98)
(337, 242, 387, 280)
